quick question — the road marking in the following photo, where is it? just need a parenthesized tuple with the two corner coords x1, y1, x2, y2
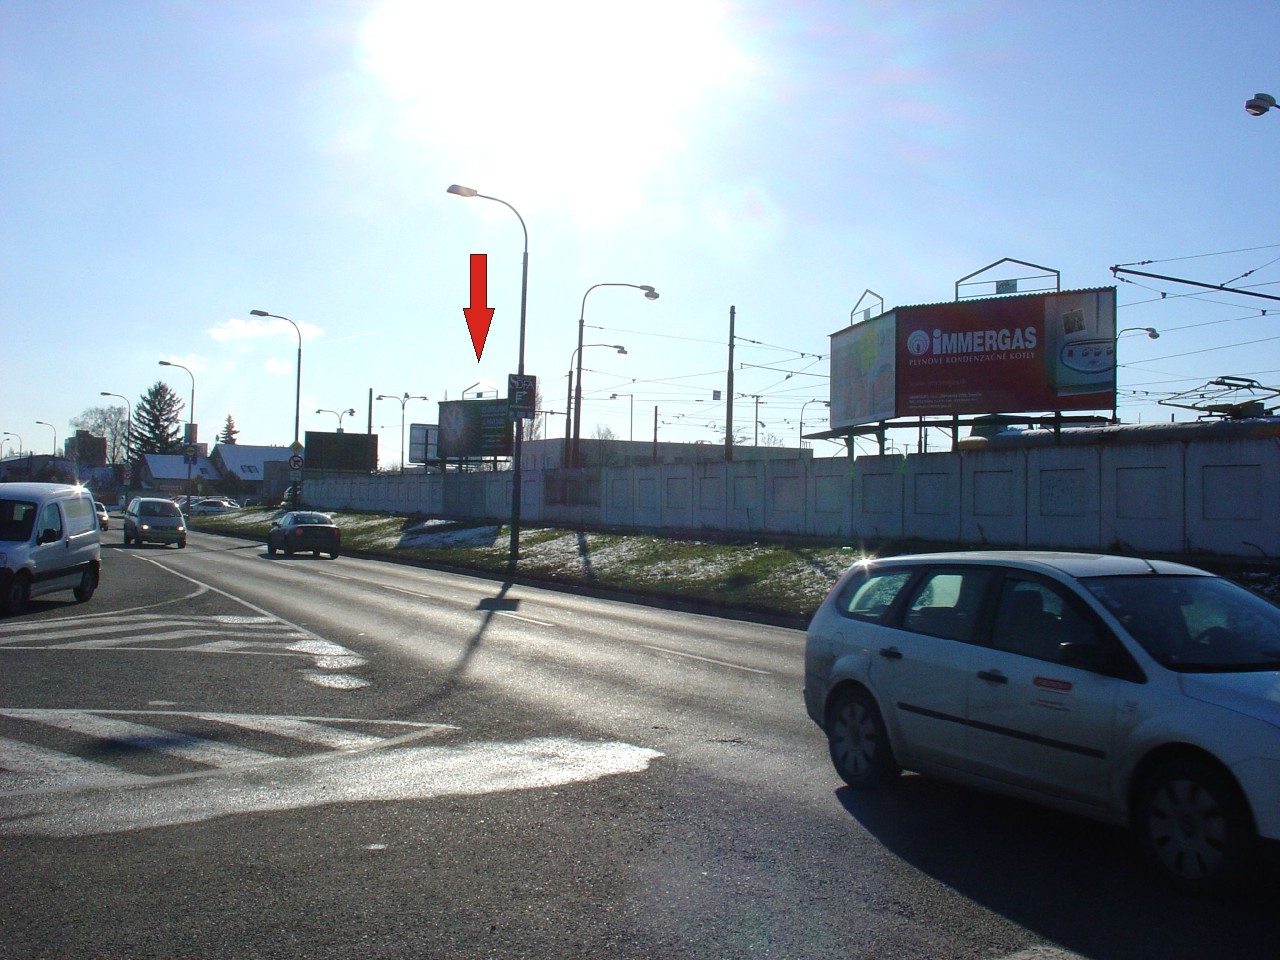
(0, 736, 146, 791)
(996, 949, 1089, 960)
(642, 643, 770, 675)
(0, 612, 369, 684)
(1, 709, 277, 767)
(0, 721, 660, 839)
(496, 611, 554, 627)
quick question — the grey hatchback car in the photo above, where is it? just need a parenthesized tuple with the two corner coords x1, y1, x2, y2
(805, 550, 1280, 895)
(123, 497, 187, 548)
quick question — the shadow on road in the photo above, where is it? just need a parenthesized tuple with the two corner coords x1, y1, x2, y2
(836, 775, 1276, 959)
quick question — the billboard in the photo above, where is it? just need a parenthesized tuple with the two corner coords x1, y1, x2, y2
(408, 423, 438, 464)
(303, 431, 378, 472)
(437, 399, 513, 458)
(830, 287, 1116, 428)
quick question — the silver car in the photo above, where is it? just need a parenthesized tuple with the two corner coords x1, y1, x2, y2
(804, 550, 1280, 895)
(123, 497, 187, 548)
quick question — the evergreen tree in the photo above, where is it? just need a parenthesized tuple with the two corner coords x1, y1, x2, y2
(131, 381, 184, 456)
(219, 415, 240, 445)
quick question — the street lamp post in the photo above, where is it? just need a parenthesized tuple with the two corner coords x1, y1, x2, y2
(316, 407, 356, 432)
(565, 343, 627, 466)
(99, 391, 132, 466)
(158, 360, 195, 501)
(250, 309, 303, 507)
(1112, 327, 1160, 422)
(376, 393, 428, 474)
(447, 183, 530, 568)
(610, 393, 635, 442)
(799, 399, 829, 449)
(34, 421, 57, 457)
(3, 432, 22, 456)
(572, 283, 658, 468)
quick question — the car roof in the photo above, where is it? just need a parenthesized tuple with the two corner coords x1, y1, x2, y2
(857, 550, 1214, 580)
(0, 482, 92, 500)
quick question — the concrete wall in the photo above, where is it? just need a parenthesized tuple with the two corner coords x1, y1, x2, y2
(304, 435, 1280, 559)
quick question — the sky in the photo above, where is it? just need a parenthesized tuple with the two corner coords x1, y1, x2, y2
(3, 0, 1278, 467)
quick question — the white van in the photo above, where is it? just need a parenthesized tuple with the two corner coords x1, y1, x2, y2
(0, 482, 102, 615)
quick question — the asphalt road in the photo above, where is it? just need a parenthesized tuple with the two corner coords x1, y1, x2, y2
(0, 531, 1275, 959)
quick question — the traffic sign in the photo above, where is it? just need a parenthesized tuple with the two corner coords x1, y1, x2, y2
(288, 454, 304, 470)
(508, 373, 537, 420)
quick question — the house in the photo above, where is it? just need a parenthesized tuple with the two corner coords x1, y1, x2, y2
(137, 452, 218, 498)
(209, 444, 295, 502)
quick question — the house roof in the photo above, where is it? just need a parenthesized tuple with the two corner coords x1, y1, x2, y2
(141, 453, 217, 481)
(211, 444, 296, 480)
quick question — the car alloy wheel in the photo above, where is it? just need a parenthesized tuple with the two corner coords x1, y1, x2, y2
(826, 687, 900, 789)
(1136, 757, 1254, 895)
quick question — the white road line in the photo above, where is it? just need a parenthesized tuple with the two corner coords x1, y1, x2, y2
(496, 611, 555, 627)
(189, 714, 387, 749)
(642, 644, 770, 675)
(1, 710, 275, 767)
(0, 736, 145, 788)
(996, 948, 1089, 960)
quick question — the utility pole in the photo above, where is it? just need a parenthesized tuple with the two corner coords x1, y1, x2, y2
(725, 305, 735, 462)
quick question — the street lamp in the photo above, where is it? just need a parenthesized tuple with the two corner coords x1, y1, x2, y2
(158, 360, 195, 501)
(566, 342, 628, 465)
(610, 392, 636, 442)
(376, 393, 428, 474)
(572, 283, 658, 468)
(447, 183, 530, 568)
(100, 391, 132, 466)
(799, 399, 829, 449)
(1246, 93, 1276, 116)
(249, 309, 303, 450)
(1112, 327, 1161, 422)
(4, 432, 23, 456)
(316, 407, 356, 432)
(34, 420, 57, 457)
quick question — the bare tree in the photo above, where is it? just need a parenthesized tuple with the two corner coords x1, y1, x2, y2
(70, 405, 130, 464)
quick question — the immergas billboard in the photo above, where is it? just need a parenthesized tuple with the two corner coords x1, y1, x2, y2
(829, 287, 1117, 429)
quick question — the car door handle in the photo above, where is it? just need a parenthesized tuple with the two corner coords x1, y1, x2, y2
(976, 669, 1008, 684)
(878, 647, 903, 660)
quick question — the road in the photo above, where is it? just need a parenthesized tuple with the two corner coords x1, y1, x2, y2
(0, 531, 1274, 959)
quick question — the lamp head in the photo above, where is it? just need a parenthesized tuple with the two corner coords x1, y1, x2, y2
(447, 184, 478, 197)
(158, 360, 172, 367)
(249, 309, 270, 317)
(1246, 93, 1276, 116)
(1144, 327, 1160, 339)
(346, 408, 356, 416)
(615, 346, 628, 355)
(639, 285, 660, 300)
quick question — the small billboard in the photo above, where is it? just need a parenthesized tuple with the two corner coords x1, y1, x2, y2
(437, 399, 513, 458)
(408, 423, 438, 464)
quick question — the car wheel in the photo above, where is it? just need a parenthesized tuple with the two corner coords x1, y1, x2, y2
(73, 567, 98, 602)
(825, 687, 900, 789)
(267, 540, 277, 556)
(123, 531, 133, 546)
(2, 574, 31, 615)
(284, 544, 294, 556)
(177, 539, 186, 549)
(1135, 756, 1255, 895)
(327, 549, 340, 560)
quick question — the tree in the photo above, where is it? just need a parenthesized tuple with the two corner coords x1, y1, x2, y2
(131, 381, 185, 456)
(219, 415, 240, 445)
(70, 405, 130, 464)
(519, 386, 546, 441)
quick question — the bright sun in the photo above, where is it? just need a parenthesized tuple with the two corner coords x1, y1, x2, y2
(357, 0, 748, 221)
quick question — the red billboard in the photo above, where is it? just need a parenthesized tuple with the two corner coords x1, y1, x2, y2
(829, 287, 1116, 428)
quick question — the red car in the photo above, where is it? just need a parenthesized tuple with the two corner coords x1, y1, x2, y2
(267, 511, 341, 559)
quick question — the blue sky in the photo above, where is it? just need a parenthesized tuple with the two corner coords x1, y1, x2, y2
(3, 0, 1278, 466)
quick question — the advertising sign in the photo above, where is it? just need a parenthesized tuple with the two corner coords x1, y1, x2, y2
(408, 423, 439, 464)
(437, 399, 513, 458)
(507, 374, 537, 420)
(829, 287, 1116, 428)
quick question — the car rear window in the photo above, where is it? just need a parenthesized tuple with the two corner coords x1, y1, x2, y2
(0, 499, 37, 543)
(834, 568, 913, 622)
(296, 513, 332, 525)
(140, 501, 180, 517)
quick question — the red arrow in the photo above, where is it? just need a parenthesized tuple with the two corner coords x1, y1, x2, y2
(463, 253, 494, 361)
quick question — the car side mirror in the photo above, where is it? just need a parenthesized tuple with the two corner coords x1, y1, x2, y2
(271, 521, 280, 528)
(38, 528, 59, 545)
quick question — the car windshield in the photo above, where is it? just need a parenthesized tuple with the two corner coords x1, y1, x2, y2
(140, 501, 180, 518)
(0, 499, 37, 543)
(1082, 574, 1280, 671)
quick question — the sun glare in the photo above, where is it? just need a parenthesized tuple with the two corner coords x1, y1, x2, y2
(358, 0, 747, 221)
